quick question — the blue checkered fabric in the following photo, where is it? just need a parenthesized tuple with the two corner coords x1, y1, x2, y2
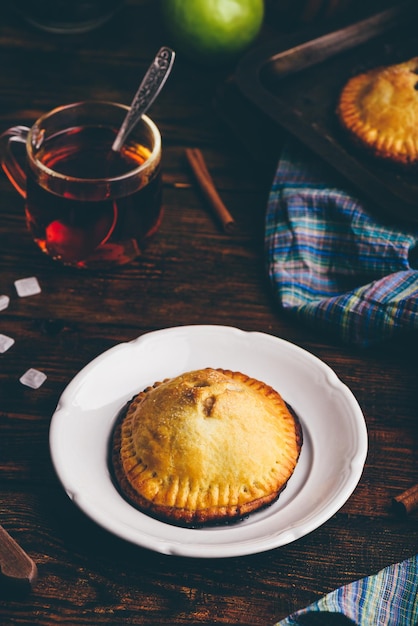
(265, 142, 418, 346)
(275, 555, 418, 626)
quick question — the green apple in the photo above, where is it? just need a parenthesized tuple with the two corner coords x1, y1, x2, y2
(160, 0, 264, 66)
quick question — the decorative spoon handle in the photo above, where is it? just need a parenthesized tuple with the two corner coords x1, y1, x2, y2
(112, 46, 175, 152)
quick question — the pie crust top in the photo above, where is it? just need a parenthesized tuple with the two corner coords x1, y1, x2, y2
(110, 368, 302, 527)
(337, 56, 418, 166)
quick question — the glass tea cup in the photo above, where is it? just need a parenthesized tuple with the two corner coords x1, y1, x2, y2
(0, 101, 162, 269)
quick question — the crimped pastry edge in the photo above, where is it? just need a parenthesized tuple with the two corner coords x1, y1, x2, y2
(109, 368, 303, 528)
(336, 57, 418, 168)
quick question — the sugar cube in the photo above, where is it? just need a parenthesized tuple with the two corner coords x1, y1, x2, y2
(0, 334, 15, 353)
(0, 295, 10, 311)
(14, 277, 41, 298)
(19, 368, 47, 389)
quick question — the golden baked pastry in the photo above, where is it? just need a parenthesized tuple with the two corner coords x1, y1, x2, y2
(110, 368, 302, 527)
(337, 57, 418, 167)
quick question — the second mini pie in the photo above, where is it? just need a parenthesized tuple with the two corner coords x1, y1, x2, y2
(337, 56, 418, 167)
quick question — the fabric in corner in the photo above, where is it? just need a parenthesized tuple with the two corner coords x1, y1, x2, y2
(265, 142, 418, 347)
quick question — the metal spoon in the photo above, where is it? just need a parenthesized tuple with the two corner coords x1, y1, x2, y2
(112, 46, 175, 152)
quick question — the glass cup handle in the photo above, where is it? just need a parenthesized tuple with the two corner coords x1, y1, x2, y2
(0, 126, 30, 198)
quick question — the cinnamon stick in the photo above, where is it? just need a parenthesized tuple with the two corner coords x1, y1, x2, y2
(392, 483, 418, 515)
(185, 148, 236, 234)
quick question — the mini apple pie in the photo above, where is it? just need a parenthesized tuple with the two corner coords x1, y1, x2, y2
(337, 56, 418, 167)
(110, 368, 302, 527)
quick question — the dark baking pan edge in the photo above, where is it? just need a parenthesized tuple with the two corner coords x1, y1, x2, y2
(235, 1, 418, 223)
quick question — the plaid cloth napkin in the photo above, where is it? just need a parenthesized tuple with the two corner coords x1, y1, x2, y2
(265, 141, 418, 347)
(275, 554, 418, 625)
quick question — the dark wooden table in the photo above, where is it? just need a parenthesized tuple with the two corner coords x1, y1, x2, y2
(0, 2, 417, 624)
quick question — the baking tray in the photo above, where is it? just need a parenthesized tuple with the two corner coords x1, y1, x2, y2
(235, 1, 418, 223)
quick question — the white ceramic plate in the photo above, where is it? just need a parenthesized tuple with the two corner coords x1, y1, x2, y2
(49, 325, 367, 558)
